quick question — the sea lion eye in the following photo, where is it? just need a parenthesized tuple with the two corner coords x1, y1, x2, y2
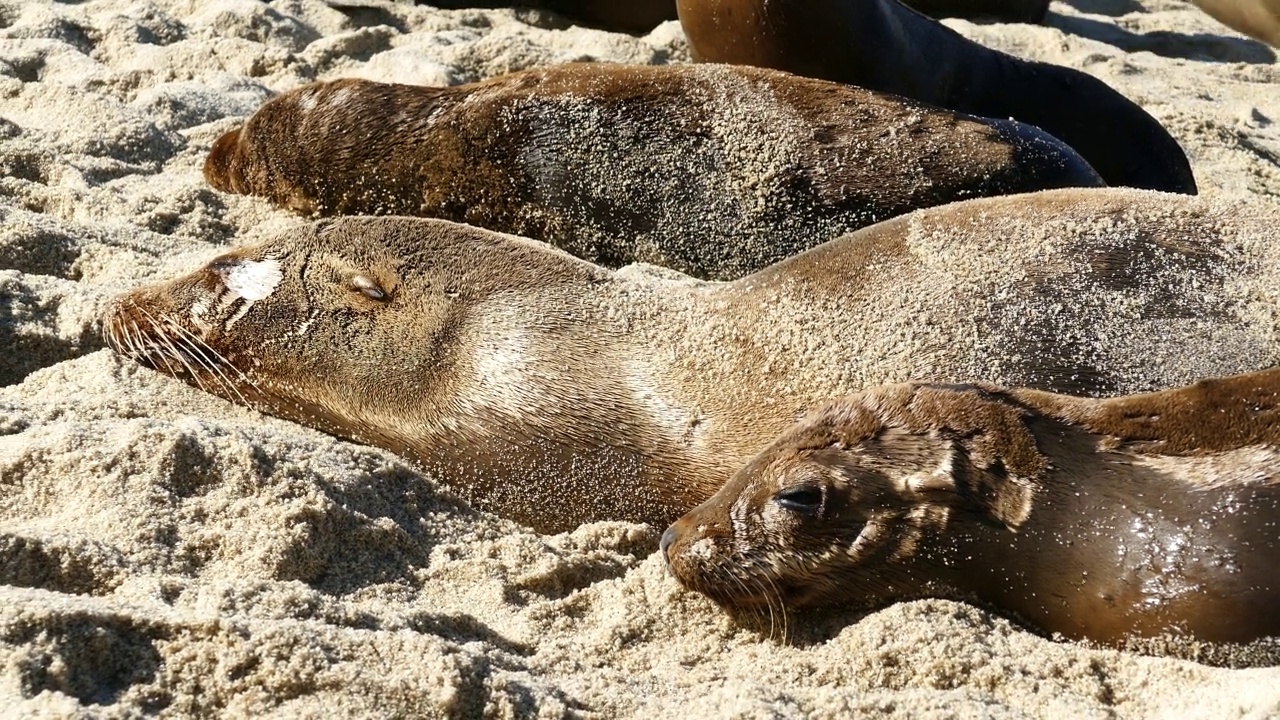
(773, 485, 824, 515)
(350, 274, 387, 301)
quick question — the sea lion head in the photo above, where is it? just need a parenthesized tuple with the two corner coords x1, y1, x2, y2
(203, 127, 244, 194)
(102, 216, 607, 454)
(204, 80, 434, 216)
(661, 388, 1039, 614)
(204, 119, 319, 215)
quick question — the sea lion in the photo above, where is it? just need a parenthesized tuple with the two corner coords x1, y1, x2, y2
(1194, 0, 1280, 47)
(660, 368, 1280, 646)
(424, 0, 1049, 30)
(905, 0, 1048, 23)
(425, 0, 678, 33)
(102, 187, 1280, 533)
(676, 0, 1197, 195)
(203, 63, 1102, 281)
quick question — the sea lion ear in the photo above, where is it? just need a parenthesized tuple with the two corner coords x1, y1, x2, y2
(902, 444, 959, 498)
(903, 440, 1033, 530)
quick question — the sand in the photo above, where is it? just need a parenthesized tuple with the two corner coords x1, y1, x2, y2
(2, 0, 1280, 717)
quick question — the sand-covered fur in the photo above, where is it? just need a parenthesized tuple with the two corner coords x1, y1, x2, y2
(203, 66, 1101, 280)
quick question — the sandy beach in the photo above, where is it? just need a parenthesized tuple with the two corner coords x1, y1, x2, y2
(3, 0, 1280, 716)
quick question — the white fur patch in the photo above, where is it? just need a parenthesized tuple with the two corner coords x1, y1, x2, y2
(221, 258, 282, 301)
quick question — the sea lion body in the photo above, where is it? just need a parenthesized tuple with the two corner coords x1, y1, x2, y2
(661, 370, 1280, 646)
(103, 188, 1280, 532)
(906, 0, 1049, 23)
(425, 0, 679, 33)
(1194, 0, 1280, 47)
(676, 0, 1197, 194)
(204, 64, 1102, 280)
(424, 0, 1049, 29)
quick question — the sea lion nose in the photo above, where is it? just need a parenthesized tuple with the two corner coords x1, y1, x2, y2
(659, 524, 679, 566)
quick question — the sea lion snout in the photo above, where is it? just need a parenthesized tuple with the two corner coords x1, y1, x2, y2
(658, 524, 679, 566)
(101, 248, 283, 376)
(661, 501, 738, 584)
(203, 128, 244, 193)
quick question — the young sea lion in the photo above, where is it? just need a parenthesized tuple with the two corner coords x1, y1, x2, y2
(203, 63, 1102, 281)
(660, 369, 1280, 646)
(1194, 0, 1280, 47)
(676, 0, 1197, 195)
(102, 188, 1280, 533)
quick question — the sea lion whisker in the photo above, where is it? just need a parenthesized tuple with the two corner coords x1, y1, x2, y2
(758, 568, 792, 642)
(751, 574, 782, 642)
(204, 357, 258, 409)
(125, 322, 156, 367)
(187, 338, 268, 400)
(138, 307, 213, 395)
(103, 312, 122, 353)
(114, 314, 138, 356)
(136, 311, 193, 378)
(714, 554, 771, 630)
(120, 318, 141, 358)
(167, 337, 213, 395)
(128, 315, 184, 378)
(747, 555, 792, 642)
(162, 314, 257, 408)
(734, 556, 780, 638)
(176, 333, 248, 407)
(112, 315, 135, 357)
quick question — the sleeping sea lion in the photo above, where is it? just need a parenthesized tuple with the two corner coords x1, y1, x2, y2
(102, 188, 1280, 532)
(661, 368, 1280, 646)
(203, 63, 1101, 280)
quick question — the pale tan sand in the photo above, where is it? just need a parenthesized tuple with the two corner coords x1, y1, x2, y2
(2, 0, 1280, 717)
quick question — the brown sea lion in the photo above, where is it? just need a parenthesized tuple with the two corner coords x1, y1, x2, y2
(202, 63, 1102, 281)
(424, 0, 1049, 31)
(660, 369, 1280, 646)
(424, 0, 678, 33)
(1194, 0, 1280, 47)
(101, 188, 1280, 533)
(676, 0, 1197, 195)
(906, 0, 1048, 23)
